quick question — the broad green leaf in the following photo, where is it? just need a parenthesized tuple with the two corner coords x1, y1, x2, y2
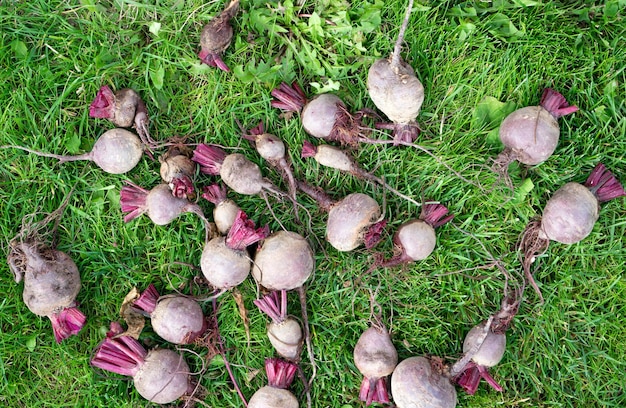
(473, 96, 517, 129)
(148, 21, 161, 36)
(488, 13, 524, 38)
(310, 78, 341, 94)
(11, 40, 28, 59)
(513, 178, 535, 203)
(150, 64, 165, 90)
(26, 335, 36, 352)
(65, 132, 81, 153)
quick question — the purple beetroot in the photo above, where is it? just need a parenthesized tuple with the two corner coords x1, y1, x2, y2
(519, 163, 625, 300)
(132, 284, 207, 345)
(248, 358, 299, 408)
(371, 203, 453, 270)
(271, 82, 364, 145)
(198, 0, 240, 71)
(89, 85, 154, 148)
(91, 323, 191, 404)
(159, 145, 196, 199)
(8, 241, 86, 343)
(493, 88, 578, 182)
(202, 183, 241, 235)
(254, 290, 303, 361)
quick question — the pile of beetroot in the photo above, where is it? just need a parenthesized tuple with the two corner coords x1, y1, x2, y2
(4, 0, 625, 407)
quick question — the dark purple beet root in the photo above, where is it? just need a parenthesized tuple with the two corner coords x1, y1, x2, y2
(8, 241, 86, 343)
(198, 0, 240, 71)
(247, 358, 299, 408)
(159, 145, 196, 199)
(89, 85, 153, 148)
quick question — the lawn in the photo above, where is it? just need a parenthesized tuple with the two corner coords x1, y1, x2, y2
(0, 1, 625, 407)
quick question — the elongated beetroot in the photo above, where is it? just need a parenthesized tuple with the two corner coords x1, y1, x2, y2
(91, 323, 191, 404)
(89, 85, 154, 148)
(367, 0, 423, 144)
(4, 128, 143, 174)
(202, 183, 241, 234)
(271, 82, 364, 145)
(133, 284, 207, 344)
(353, 325, 398, 405)
(248, 358, 299, 408)
(391, 356, 457, 408)
(493, 88, 578, 181)
(297, 181, 386, 252)
(302, 141, 422, 207)
(254, 290, 303, 361)
(201, 210, 268, 290)
(519, 163, 625, 300)
(198, 0, 239, 71)
(8, 241, 86, 343)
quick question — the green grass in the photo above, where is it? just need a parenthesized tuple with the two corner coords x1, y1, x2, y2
(1, 0, 625, 407)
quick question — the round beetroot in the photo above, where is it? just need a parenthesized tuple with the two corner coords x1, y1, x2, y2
(391, 356, 457, 408)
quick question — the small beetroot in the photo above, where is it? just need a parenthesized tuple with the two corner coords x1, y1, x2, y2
(254, 290, 303, 361)
(159, 145, 196, 199)
(353, 325, 398, 406)
(193, 144, 283, 197)
(248, 358, 299, 408)
(198, 0, 240, 71)
(4, 128, 143, 174)
(89, 85, 154, 148)
(202, 183, 241, 235)
(367, 0, 424, 144)
(271, 82, 364, 145)
(201, 210, 268, 290)
(120, 182, 213, 240)
(371, 203, 453, 270)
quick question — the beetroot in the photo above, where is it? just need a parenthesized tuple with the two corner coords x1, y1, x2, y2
(200, 210, 268, 290)
(132, 284, 207, 344)
(91, 323, 191, 404)
(198, 0, 239, 71)
(254, 290, 303, 361)
(251, 231, 314, 291)
(493, 88, 578, 181)
(455, 321, 506, 395)
(89, 85, 154, 148)
(371, 203, 453, 270)
(8, 241, 86, 343)
(271, 82, 364, 145)
(120, 182, 207, 226)
(244, 121, 298, 202)
(202, 183, 241, 234)
(193, 144, 283, 196)
(353, 325, 398, 405)
(367, 0, 423, 144)
(391, 356, 457, 408)
(302, 141, 422, 207)
(298, 181, 386, 252)
(159, 145, 196, 199)
(519, 163, 625, 300)
(5, 128, 143, 174)
(248, 358, 299, 408)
